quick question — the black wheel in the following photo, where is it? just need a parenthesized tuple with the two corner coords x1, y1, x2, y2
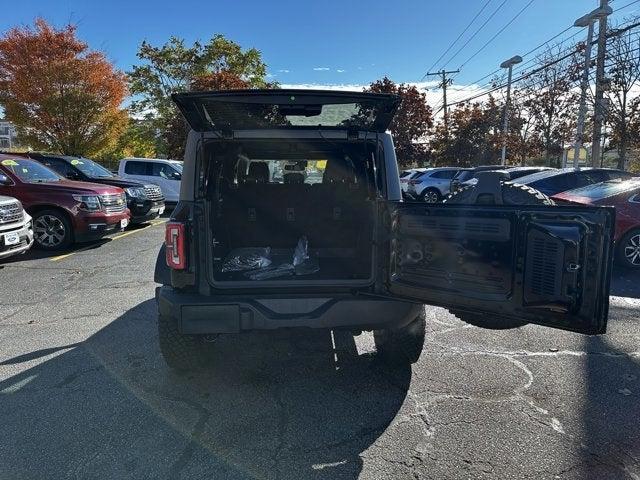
(157, 314, 210, 371)
(421, 188, 442, 203)
(444, 182, 555, 206)
(32, 209, 72, 250)
(617, 229, 640, 269)
(374, 310, 426, 366)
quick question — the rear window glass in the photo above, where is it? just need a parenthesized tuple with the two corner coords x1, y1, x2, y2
(246, 160, 327, 185)
(431, 170, 457, 179)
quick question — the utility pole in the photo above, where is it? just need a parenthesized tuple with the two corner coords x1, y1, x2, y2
(591, 0, 610, 168)
(427, 69, 459, 135)
(572, 5, 612, 169)
(499, 55, 523, 165)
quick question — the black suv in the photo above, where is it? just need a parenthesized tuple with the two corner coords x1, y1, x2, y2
(154, 90, 615, 371)
(27, 153, 165, 224)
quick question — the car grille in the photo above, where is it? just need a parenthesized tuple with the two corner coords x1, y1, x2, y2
(100, 193, 127, 213)
(0, 202, 23, 224)
(143, 185, 164, 201)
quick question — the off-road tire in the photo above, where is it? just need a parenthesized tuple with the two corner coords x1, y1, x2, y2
(444, 182, 555, 206)
(374, 310, 426, 366)
(444, 182, 553, 329)
(616, 228, 640, 269)
(158, 314, 209, 371)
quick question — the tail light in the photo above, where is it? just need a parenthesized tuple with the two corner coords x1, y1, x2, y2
(408, 179, 421, 185)
(165, 222, 186, 270)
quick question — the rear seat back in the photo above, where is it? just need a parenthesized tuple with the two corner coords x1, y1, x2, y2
(222, 158, 367, 249)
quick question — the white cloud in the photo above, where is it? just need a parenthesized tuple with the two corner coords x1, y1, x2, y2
(336, 69, 346, 73)
(278, 69, 290, 73)
(313, 67, 330, 71)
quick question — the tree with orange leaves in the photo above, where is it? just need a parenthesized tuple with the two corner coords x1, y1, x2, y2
(0, 18, 127, 156)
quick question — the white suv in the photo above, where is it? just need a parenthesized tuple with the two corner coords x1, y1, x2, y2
(406, 167, 461, 202)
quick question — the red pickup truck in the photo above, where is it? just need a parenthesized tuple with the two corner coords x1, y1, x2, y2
(0, 154, 130, 250)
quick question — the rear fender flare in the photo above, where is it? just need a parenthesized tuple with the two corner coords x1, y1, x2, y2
(154, 244, 171, 286)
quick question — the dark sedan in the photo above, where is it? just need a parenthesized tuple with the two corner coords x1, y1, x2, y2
(512, 167, 636, 197)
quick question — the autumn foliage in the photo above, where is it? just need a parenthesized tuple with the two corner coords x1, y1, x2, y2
(365, 77, 433, 167)
(0, 18, 127, 156)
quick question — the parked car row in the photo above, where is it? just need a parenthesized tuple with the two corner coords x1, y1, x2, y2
(400, 164, 640, 269)
(400, 165, 553, 202)
(0, 153, 180, 258)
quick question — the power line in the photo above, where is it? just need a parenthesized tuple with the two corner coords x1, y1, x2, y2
(423, 0, 494, 77)
(458, 0, 537, 69)
(447, 18, 640, 107)
(614, 0, 640, 12)
(457, 23, 586, 90)
(438, 0, 509, 70)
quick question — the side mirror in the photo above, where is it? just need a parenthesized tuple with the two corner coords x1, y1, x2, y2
(0, 173, 12, 186)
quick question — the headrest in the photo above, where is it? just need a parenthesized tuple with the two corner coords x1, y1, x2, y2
(323, 157, 356, 184)
(246, 162, 269, 183)
(284, 172, 305, 184)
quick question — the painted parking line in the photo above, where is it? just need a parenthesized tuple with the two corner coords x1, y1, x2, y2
(50, 219, 167, 262)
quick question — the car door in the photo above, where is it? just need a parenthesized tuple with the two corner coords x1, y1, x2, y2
(383, 202, 614, 334)
(150, 162, 181, 203)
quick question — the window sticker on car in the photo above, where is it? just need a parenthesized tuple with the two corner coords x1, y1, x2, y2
(1, 159, 18, 166)
(70, 159, 84, 165)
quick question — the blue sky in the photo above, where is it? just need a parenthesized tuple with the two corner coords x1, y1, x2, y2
(1, 0, 638, 90)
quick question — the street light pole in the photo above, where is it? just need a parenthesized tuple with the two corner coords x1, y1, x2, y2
(591, 0, 611, 167)
(500, 55, 522, 166)
(572, 5, 613, 170)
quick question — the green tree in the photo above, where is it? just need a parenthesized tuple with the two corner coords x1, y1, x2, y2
(128, 35, 269, 158)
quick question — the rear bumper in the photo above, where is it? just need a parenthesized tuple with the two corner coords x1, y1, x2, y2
(74, 210, 130, 242)
(156, 286, 422, 334)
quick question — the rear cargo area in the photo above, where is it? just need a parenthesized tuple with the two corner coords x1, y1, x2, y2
(204, 138, 378, 284)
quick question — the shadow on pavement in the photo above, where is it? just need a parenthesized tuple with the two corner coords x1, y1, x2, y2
(581, 334, 640, 479)
(0, 238, 110, 264)
(610, 265, 640, 299)
(0, 299, 410, 479)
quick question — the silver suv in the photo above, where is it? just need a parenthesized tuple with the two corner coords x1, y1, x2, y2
(0, 194, 34, 260)
(154, 89, 616, 371)
(406, 167, 461, 202)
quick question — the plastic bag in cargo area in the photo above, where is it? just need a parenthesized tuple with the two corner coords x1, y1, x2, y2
(221, 247, 272, 272)
(292, 236, 319, 275)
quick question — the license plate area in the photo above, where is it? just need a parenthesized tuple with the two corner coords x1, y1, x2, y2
(3, 232, 20, 246)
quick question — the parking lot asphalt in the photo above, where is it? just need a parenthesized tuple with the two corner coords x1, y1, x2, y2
(1, 222, 640, 480)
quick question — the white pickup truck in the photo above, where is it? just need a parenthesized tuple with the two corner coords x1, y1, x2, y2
(0, 195, 34, 260)
(117, 158, 182, 204)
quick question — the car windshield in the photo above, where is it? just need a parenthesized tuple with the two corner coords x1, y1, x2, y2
(0, 157, 61, 183)
(170, 162, 183, 173)
(68, 157, 114, 178)
(563, 179, 640, 200)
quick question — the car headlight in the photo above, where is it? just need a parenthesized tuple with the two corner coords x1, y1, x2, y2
(125, 187, 147, 199)
(72, 194, 101, 211)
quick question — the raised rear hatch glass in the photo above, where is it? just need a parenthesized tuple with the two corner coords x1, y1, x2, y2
(172, 89, 400, 132)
